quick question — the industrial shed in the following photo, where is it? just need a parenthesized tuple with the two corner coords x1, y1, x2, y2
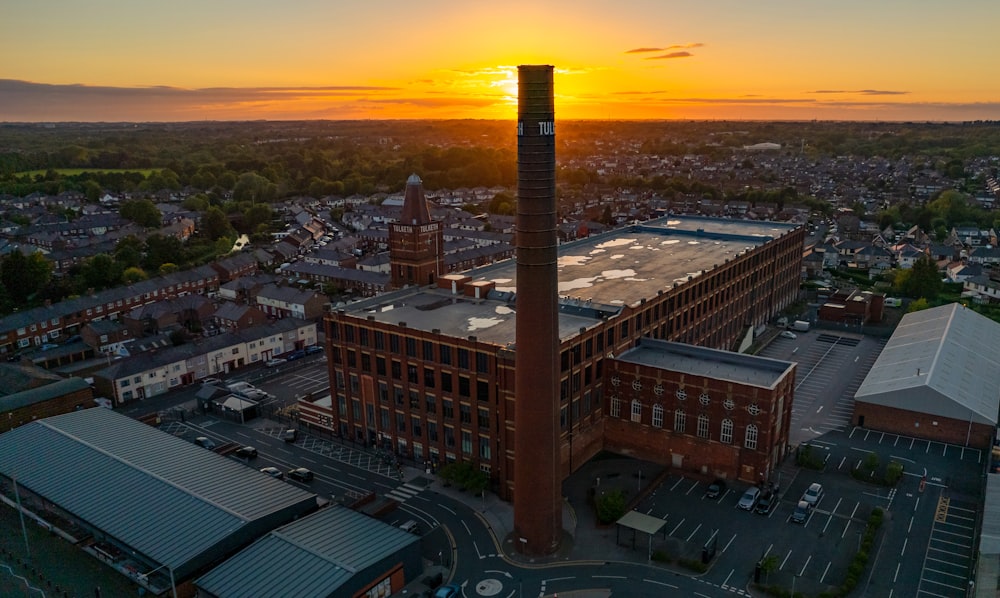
(0, 408, 319, 594)
(195, 505, 422, 598)
(853, 303, 1000, 448)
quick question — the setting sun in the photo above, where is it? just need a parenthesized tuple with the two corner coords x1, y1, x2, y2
(1, 1, 998, 121)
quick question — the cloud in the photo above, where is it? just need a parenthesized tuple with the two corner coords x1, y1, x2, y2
(646, 52, 693, 60)
(627, 43, 703, 54)
(809, 89, 909, 96)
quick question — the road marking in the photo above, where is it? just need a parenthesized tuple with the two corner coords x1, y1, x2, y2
(642, 579, 677, 589)
(686, 524, 703, 542)
(462, 520, 472, 535)
(722, 533, 737, 553)
(816, 406, 824, 413)
(670, 518, 685, 535)
(686, 481, 700, 495)
(820, 561, 832, 584)
(722, 569, 734, 587)
(799, 555, 812, 576)
(780, 549, 792, 570)
(593, 575, 626, 579)
(893, 562, 901, 583)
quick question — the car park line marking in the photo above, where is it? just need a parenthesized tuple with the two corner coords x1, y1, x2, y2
(686, 481, 700, 495)
(820, 561, 832, 584)
(671, 477, 685, 491)
(593, 575, 626, 579)
(893, 562, 901, 583)
(669, 518, 685, 535)
(462, 520, 472, 536)
(780, 550, 792, 570)
(439, 504, 456, 515)
(686, 523, 702, 542)
(722, 569, 734, 587)
(349, 472, 365, 480)
(302, 457, 318, 464)
(799, 555, 812, 577)
(926, 554, 969, 569)
(763, 544, 773, 557)
(923, 562, 968, 579)
(722, 533, 737, 553)
(837, 456, 846, 470)
(901, 538, 908, 556)
(816, 406, 823, 413)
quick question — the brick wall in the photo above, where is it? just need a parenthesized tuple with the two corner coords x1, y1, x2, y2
(2, 386, 94, 433)
(852, 402, 993, 449)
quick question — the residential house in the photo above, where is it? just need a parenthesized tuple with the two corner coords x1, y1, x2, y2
(214, 303, 268, 331)
(254, 285, 330, 320)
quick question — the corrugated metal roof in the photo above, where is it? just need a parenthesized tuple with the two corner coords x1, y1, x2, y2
(980, 474, 1000, 554)
(855, 303, 1000, 424)
(0, 408, 317, 569)
(196, 506, 419, 598)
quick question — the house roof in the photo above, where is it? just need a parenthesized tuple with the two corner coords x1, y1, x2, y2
(855, 303, 1000, 425)
(0, 408, 317, 570)
(0, 376, 91, 411)
(195, 505, 419, 598)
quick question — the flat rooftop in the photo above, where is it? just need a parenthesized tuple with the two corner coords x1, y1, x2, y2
(617, 338, 795, 389)
(340, 216, 798, 345)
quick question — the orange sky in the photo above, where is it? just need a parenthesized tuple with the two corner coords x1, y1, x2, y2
(2, 1, 999, 121)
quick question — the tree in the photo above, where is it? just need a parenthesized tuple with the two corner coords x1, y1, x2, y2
(122, 266, 148, 284)
(79, 253, 122, 291)
(907, 297, 931, 313)
(119, 199, 162, 228)
(901, 256, 943, 300)
(0, 249, 52, 305)
(158, 263, 179, 275)
(596, 489, 627, 524)
(201, 206, 235, 241)
(143, 234, 184, 271)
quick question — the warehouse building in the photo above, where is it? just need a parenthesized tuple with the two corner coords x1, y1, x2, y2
(853, 302, 1000, 449)
(0, 408, 319, 595)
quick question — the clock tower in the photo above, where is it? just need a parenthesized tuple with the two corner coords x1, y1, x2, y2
(389, 174, 444, 288)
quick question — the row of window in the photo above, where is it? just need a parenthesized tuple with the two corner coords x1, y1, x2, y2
(336, 326, 491, 373)
(610, 397, 759, 450)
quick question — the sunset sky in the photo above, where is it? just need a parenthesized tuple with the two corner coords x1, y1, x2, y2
(2, 0, 998, 122)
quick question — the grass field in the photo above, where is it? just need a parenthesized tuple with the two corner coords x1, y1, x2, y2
(14, 168, 155, 178)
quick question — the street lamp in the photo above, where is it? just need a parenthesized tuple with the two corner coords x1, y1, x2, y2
(138, 563, 176, 598)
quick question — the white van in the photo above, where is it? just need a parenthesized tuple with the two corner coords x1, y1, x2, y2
(398, 520, 419, 534)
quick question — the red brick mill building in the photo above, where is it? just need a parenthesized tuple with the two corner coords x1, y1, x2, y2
(300, 177, 804, 502)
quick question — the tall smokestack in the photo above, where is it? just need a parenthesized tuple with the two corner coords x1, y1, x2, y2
(513, 64, 561, 556)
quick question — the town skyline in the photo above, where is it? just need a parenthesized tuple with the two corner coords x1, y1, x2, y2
(3, 0, 999, 123)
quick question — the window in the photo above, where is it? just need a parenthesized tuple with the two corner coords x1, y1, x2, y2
(391, 361, 401, 380)
(460, 404, 471, 424)
(458, 376, 470, 397)
(478, 408, 490, 430)
(444, 426, 455, 448)
(630, 399, 642, 423)
(411, 416, 422, 437)
(652, 404, 663, 428)
(396, 412, 406, 433)
(440, 345, 452, 365)
(610, 395, 621, 418)
(476, 352, 489, 373)
(461, 431, 472, 455)
(480, 437, 491, 460)
(721, 419, 733, 444)
(477, 379, 489, 401)
(423, 340, 434, 360)
(441, 372, 453, 393)
(744, 424, 758, 450)
(424, 367, 436, 388)
(425, 394, 437, 414)
(359, 328, 369, 347)
(409, 390, 420, 409)
(376, 356, 386, 376)
(390, 334, 400, 353)
(443, 399, 454, 419)
(406, 337, 417, 357)
(697, 414, 709, 438)
(674, 409, 686, 433)
(458, 348, 469, 369)
(380, 408, 390, 429)
(407, 364, 418, 384)
(428, 422, 438, 441)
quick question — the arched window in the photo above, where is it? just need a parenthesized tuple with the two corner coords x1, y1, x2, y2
(652, 404, 664, 428)
(674, 409, 686, 433)
(697, 414, 709, 438)
(631, 399, 642, 423)
(720, 419, 733, 444)
(744, 424, 758, 450)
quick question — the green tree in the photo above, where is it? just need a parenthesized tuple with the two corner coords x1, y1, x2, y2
(902, 256, 943, 300)
(122, 266, 147, 284)
(0, 249, 52, 304)
(233, 172, 276, 204)
(119, 199, 162, 228)
(158, 263, 179, 275)
(595, 489, 627, 524)
(201, 206, 235, 241)
(143, 234, 184, 271)
(907, 297, 931, 312)
(79, 253, 122, 291)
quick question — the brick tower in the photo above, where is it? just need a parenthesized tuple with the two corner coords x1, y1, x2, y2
(513, 64, 562, 556)
(388, 174, 444, 288)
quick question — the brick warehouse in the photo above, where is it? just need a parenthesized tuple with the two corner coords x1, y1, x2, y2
(308, 192, 804, 502)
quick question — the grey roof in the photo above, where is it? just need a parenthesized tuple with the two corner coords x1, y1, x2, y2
(616, 338, 795, 389)
(0, 376, 91, 411)
(855, 303, 1000, 425)
(342, 215, 797, 346)
(196, 505, 419, 598)
(0, 408, 317, 570)
(981, 475, 1000, 554)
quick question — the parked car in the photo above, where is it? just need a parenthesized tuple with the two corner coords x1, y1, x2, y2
(792, 499, 811, 524)
(288, 467, 313, 482)
(706, 479, 727, 499)
(201, 378, 222, 387)
(738, 486, 761, 511)
(779, 330, 797, 339)
(260, 467, 283, 479)
(226, 381, 256, 394)
(285, 349, 306, 361)
(802, 482, 823, 507)
(234, 446, 258, 459)
(755, 491, 775, 515)
(281, 429, 298, 443)
(305, 344, 323, 355)
(194, 436, 216, 450)
(433, 584, 462, 598)
(265, 358, 284, 368)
